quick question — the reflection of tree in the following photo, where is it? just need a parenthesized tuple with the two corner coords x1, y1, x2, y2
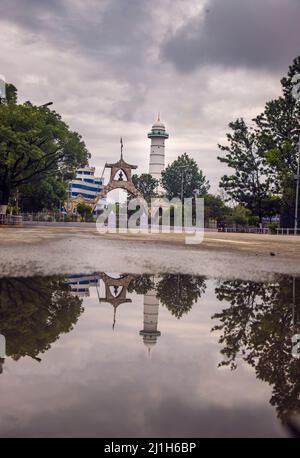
(127, 275, 155, 295)
(0, 277, 83, 362)
(157, 274, 206, 319)
(213, 277, 300, 422)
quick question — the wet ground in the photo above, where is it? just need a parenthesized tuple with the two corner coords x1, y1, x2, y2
(0, 271, 299, 438)
(0, 227, 300, 437)
(1, 226, 300, 279)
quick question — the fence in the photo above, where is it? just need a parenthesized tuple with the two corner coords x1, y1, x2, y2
(20, 212, 88, 223)
(0, 213, 23, 225)
(223, 227, 270, 234)
(276, 228, 300, 236)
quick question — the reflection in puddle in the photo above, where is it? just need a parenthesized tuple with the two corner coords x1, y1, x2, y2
(0, 273, 299, 437)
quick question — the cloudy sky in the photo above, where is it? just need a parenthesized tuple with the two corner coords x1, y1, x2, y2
(0, 0, 299, 191)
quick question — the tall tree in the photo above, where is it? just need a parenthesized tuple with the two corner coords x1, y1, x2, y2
(0, 85, 90, 211)
(161, 153, 210, 200)
(254, 57, 300, 227)
(0, 276, 83, 362)
(218, 119, 271, 222)
(204, 194, 228, 222)
(132, 173, 158, 202)
(18, 175, 67, 212)
(157, 274, 206, 319)
(212, 277, 300, 422)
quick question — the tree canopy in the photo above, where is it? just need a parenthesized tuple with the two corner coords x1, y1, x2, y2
(132, 173, 158, 202)
(0, 276, 84, 362)
(0, 84, 90, 210)
(161, 153, 210, 200)
(212, 276, 300, 422)
(218, 57, 300, 227)
(157, 274, 206, 319)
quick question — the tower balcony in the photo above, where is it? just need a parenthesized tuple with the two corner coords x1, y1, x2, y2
(148, 131, 169, 139)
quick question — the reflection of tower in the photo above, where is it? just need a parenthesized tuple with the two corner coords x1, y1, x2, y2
(0, 358, 4, 374)
(148, 115, 169, 184)
(140, 290, 161, 354)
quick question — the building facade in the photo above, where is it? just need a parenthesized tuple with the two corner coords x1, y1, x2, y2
(69, 167, 103, 201)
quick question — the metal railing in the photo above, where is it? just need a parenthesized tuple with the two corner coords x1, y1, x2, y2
(0, 214, 23, 225)
(20, 212, 97, 223)
(223, 227, 270, 234)
(277, 228, 300, 236)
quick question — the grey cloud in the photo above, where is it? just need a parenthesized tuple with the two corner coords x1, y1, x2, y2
(0, 0, 291, 192)
(162, 0, 300, 73)
(0, 0, 151, 70)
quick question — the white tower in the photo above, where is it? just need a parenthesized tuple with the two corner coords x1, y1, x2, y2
(140, 290, 161, 355)
(148, 115, 169, 183)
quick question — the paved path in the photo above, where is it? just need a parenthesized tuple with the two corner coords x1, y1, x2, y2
(0, 226, 299, 279)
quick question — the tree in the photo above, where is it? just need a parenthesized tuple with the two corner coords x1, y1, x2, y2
(227, 204, 252, 227)
(0, 85, 90, 212)
(132, 173, 158, 202)
(18, 175, 67, 212)
(218, 119, 271, 222)
(5, 83, 17, 104)
(77, 203, 93, 221)
(254, 57, 300, 227)
(161, 153, 210, 200)
(212, 277, 300, 422)
(0, 276, 84, 362)
(157, 274, 206, 319)
(204, 194, 228, 222)
(127, 275, 155, 295)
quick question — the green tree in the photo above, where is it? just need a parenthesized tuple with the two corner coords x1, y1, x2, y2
(227, 204, 252, 227)
(218, 119, 271, 222)
(0, 276, 84, 362)
(161, 153, 210, 200)
(5, 83, 17, 104)
(19, 175, 67, 212)
(132, 173, 158, 202)
(204, 194, 228, 222)
(0, 86, 90, 211)
(77, 203, 93, 221)
(255, 57, 300, 227)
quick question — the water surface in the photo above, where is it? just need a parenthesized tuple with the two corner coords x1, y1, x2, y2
(0, 273, 299, 437)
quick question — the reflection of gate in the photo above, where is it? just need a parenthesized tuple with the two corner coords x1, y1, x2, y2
(65, 152, 141, 215)
(99, 273, 135, 329)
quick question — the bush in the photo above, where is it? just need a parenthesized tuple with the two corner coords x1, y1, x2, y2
(268, 222, 279, 234)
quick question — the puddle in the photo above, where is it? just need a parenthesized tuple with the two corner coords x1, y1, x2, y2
(0, 272, 299, 437)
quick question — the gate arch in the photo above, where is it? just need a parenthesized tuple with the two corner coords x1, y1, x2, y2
(65, 151, 142, 215)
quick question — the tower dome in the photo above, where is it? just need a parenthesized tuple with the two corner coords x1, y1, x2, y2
(152, 117, 166, 131)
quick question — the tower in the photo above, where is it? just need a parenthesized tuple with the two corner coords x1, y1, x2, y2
(140, 289, 161, 355)
(148, 114, 169, 183)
